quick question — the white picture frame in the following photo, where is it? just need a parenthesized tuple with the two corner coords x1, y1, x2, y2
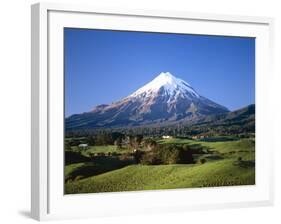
(31, 2, 274, 221)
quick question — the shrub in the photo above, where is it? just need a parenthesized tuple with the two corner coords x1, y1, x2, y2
(119, 153, 134, 161)
(88, 152, 95, 158)
(157, 145, 194, 164)
(160, 147, 180, 164)
(114, 137, 123, 149)
(97, 152, 105, 156)
(139, 151, 161, 165)
(133, 150, 145, 163)
(74, 175, 84, 181)
(143, 144, 194, 165)
(199, 158, 206, 164)
(143, 138, 157, 150)
(133, 145, 194, 165)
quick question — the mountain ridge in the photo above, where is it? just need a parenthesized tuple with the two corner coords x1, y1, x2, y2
(66, 72, 230, 130)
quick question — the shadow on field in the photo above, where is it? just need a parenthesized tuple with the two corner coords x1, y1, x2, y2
(203, 154, 224, 160)
(65, 155, 135, 182)
(65, 150, 91, 165)
(199, 136, 239, 142)
(233, 160, 255, 168)
(189, 144, 212, 154)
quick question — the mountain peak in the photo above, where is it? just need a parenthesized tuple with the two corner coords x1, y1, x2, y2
(66, 71, 229, 129)
(157, 71, 175, 79)
(154, 72, 180, 85)
(129, 72, 199, 98)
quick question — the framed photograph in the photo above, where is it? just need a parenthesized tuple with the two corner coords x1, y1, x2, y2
(31, 2, 274, 221)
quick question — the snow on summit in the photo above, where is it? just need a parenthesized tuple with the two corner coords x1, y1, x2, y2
(129, 72, 199, 98)
(67, 71, 229, 129)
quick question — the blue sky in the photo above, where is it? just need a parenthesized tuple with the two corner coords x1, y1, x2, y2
(65, 28, 255, 117)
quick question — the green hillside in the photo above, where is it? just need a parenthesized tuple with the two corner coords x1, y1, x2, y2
(159, 138, 255, 154)
(65, 159, 255, 194)
(65, 138, 255, 194)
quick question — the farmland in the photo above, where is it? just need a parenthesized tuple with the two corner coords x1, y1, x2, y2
(65, 136, 255, 194)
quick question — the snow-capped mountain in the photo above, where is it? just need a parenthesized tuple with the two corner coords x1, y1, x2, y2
(66, 72, 229, 130)
(129, 72, 199, 99)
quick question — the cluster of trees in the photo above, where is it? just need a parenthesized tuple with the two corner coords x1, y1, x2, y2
(121, 135, 144, 149)
(65, 132, 125, 147)
(65, 132, 199, 166)
(87, 132, 125, 146)
(66, 131, 149, 150)
(134, 144, 194, 165)
(65, 118, 254, 141)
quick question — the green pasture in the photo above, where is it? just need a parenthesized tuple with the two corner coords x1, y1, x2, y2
(65, 158, 255, 194)
(65, 137, 255, 194)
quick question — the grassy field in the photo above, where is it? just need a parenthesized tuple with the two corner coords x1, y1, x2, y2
(65, 156, 134, 182)
(69, 145, 131, 158)
(65, 138, 255, 194)
(84, 145, 130, 154)
(65, 159, 254, 193)
(159, 138, 255, 160)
